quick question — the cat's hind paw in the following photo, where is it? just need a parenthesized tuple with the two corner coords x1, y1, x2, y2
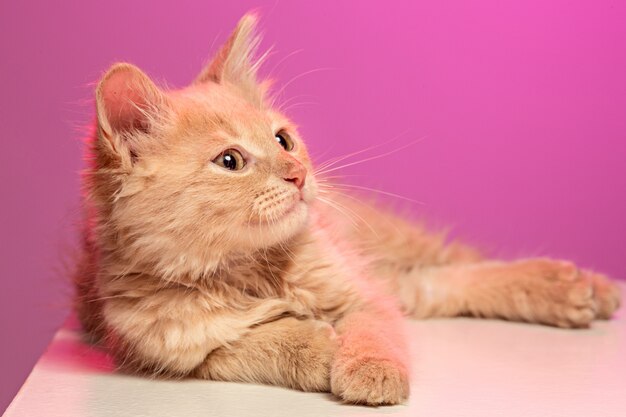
(510, 259, 597, 328)
(584, 270, 622, 319)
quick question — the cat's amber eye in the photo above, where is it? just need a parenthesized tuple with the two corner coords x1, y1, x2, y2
(213, 149, 246, 171)
(275, 131, 294, 151)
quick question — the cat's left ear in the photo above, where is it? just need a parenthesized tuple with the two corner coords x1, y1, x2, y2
(195, 12, 267, 103)
(95, 63, 171, 165)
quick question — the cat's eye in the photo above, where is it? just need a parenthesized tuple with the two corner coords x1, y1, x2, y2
(213, 149, 246, 171)
(275, 131, 294, 151)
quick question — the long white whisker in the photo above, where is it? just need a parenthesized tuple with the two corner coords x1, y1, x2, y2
(314, 130, 410, 174)
(320, 182, 424, 205)
(280, 101, 318, 114)
(272, 67, 336, 103)
(315, 174, 364, 181)
(275, 94, 315, 113)
(317, 196, 359, 228)
(317, 193, 378, 237)
(266, 48, 304, 79)
(315, 136, 427, 176)
(317, 186, 408, 238)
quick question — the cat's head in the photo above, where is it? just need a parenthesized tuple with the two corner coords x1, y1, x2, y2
(89, 13, 317, 276)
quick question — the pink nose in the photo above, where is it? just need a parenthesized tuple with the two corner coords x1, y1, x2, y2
(284, 163, 307, 190)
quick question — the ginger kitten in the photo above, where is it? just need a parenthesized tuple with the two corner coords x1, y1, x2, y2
(74, 13, 621, 405)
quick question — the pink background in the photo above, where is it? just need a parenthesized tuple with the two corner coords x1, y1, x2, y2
(1, 0, 625, 411)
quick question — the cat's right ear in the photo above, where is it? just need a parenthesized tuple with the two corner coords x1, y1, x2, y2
(95, 63, 169, 162)
(194, 13, 267, 105)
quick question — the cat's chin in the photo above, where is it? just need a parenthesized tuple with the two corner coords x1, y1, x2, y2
(282, 199, 306, 218)
(247, 200, 309, 246)
(269, 200, 309, 232)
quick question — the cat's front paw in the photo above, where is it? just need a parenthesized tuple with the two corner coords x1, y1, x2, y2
(330, 356, 409, 406)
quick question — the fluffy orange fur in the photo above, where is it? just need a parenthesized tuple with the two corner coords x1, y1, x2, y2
(74, 13, 621, 406)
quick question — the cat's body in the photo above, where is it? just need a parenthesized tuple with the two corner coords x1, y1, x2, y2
(74, 13, 621, 405)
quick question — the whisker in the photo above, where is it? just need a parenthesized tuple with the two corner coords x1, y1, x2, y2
(309, 143, 339, 169)
(314, 130, 411, 174)
(319, 182, 424, 205)
(315, 174, 365, 181)
(317, 196, 359, 228)
(280, 101, 318, 114)
(266, 48, 304, 79)
(316, 187, 401, 236)
(271, 67, 336, 104)
(275, 94, 315, 113)
(315, 135, 428, 176)
(317, 193, 378, 237)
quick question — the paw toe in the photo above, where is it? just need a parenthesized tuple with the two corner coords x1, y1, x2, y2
(586, 270, 622, 319)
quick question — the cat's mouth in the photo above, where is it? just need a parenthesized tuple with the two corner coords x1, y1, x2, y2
(272, 198, 307, 224)
(249, 195, 307, 227)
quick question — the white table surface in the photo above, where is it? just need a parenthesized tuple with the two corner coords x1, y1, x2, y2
(5, 287, 626, 417)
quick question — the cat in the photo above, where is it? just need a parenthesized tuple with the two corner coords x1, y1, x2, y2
(74, 12, 621, 406)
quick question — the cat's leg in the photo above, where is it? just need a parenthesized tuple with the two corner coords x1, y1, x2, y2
(335, 197, 620, 326)
(194, 317, 337, 391)
(198, 305, 412, 405)
(396, 258, 621, 328)
(330, 298, 410, 406)
(101, 286, 336, 386)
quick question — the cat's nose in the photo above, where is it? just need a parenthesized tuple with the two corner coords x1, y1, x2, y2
(284, 163, 307, 190)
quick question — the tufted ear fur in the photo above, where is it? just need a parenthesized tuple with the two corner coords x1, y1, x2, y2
(95, 63, 170, 162)
(195, 13, 268, 104)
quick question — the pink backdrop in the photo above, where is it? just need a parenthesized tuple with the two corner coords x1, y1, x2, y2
(1, 0, 625, 411)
